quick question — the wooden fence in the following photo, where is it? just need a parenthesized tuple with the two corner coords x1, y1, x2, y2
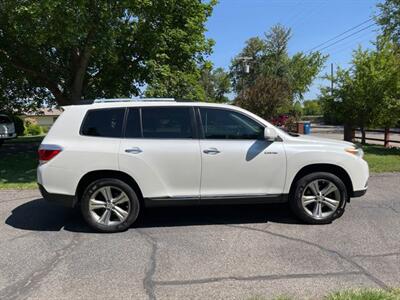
(352, 128, 400, 148)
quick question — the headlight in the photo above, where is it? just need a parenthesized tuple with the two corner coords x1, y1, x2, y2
(345, 146, 364, 158)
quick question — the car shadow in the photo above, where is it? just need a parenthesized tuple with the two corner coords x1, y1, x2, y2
(5, 198, 303, 233)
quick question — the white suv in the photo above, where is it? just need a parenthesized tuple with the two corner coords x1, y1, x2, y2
(37, 99, 369, 232)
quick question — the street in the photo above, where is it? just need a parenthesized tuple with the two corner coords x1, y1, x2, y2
(1, 173, 399, 300)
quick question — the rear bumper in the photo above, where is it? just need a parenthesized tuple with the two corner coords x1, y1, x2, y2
(0, 133, 16, 139)
(38, 183, 77, 208)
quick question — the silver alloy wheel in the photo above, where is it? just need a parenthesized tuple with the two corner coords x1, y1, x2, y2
(301, 179, 341, 220)
(89, 186, 131, 226)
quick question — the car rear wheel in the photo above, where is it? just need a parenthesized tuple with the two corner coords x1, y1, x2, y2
(290, 172, 347, 224)
(81, 178, 140, 232)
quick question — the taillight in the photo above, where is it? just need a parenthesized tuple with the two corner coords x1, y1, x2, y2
(38, 144, 63, 164)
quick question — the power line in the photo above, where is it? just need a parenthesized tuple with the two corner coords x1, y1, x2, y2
(307, 16, 378, 53)
(316, 23, 377, 53)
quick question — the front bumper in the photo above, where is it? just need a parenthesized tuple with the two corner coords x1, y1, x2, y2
(38, 183, 77, 208)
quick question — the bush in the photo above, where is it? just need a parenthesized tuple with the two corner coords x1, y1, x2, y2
(24, 123, 43, 136)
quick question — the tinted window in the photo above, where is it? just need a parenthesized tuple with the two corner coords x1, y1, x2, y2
(81, 108, 125, 137)
(200, 108, 264, 140)
(142, 107, 193, 138)
(0, 115, 11, 124)
(125, 108, 141, 138)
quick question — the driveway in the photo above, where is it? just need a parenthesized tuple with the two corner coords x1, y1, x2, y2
(1, 173, 399, 300)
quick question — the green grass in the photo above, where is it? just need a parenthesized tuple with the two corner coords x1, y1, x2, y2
(361, 144, 400, 173)
(247, 288, 400, 300)
(0, 152, 38, 189)
(326, 288, 400, 300)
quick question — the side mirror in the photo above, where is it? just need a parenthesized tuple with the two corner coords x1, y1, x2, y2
(264, 127, 278, 141)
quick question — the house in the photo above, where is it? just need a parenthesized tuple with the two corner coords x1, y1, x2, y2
(20, 108, 63, 130)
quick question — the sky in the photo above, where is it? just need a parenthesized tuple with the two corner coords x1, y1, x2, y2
(205, 0, 383, 100)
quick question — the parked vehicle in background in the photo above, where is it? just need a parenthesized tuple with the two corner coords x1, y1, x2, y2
(37, 99, 369, 232)
(0, 114, 17, 146)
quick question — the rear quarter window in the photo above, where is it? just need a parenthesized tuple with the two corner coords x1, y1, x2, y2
(81, 108, 125, 138)
(0, 115, 11, 124)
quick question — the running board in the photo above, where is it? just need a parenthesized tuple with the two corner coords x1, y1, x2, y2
(144, 194, 288, 207)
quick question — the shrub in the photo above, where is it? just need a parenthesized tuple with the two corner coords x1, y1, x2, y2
(24, 123, 43, 136)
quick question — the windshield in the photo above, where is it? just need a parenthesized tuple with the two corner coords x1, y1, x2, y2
(0, 115, 11, 124)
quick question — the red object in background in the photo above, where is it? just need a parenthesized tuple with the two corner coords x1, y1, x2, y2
(271, 115, 289, 127)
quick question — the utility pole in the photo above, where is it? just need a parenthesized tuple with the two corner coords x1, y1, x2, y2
(330, 63, 334, 96)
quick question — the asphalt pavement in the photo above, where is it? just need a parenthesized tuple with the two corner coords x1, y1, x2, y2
(1, 173, 399, 300)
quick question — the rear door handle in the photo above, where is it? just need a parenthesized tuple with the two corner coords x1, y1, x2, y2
(125, 147, 143, 154)
(203, 147, 220, 155)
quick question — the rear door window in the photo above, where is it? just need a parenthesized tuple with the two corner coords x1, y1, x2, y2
(81, 108, 125, 138)
(141, 107, 193, 139)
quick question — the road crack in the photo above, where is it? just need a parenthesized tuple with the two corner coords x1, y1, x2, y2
(137, 229, 158, 300)
(351, 252, 400, 259)
(154, 271, 362, 286)
(0, 233, 82, 300)
(224, 224, 390, 290)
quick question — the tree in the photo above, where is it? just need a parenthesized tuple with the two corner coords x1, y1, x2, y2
(0, 0, 216, 106)
(0, 65, 48, 113)
(198, 65, 231, 102)
(145, 63, 231, 102)
(377, 0, 400, 45)
(303, 100, 322, 115)
(320, 43, 400, 142)
(236, 76, 292, 121)
(231, 24, 325, 120)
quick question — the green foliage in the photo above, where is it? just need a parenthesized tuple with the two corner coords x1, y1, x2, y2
(303, 100, 322, 115)
(236, 76, 292, 120)
(377, 0, 400, 45)
(291, 101, 303, 118)
(320, 42, 400, 128)
(24, 122, 43, 136)
(199, 64, 231, 102)
(326, 288, 400, 300)
(0, 0, 216, 106)
(231, 24, 326, 119)
(146, 62, 231, 102)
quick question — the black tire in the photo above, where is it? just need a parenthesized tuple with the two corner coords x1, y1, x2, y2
(81, 178, 140, 233)
(0, 140, 4, 147)
(289, 172, 347, 224)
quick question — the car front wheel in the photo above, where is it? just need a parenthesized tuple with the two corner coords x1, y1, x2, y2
(290, 172, 347, 224)
(81, 178, 140, 232)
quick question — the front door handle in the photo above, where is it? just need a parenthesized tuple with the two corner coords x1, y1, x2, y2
(203, 147, 220, 155)
(125, 147, 143, 154)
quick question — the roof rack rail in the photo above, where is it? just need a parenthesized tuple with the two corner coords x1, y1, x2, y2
(93, 98, 175, 103)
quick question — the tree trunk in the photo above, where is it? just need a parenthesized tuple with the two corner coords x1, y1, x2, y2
(360, 127, 366, 145)
(343, 123, 353, 142)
